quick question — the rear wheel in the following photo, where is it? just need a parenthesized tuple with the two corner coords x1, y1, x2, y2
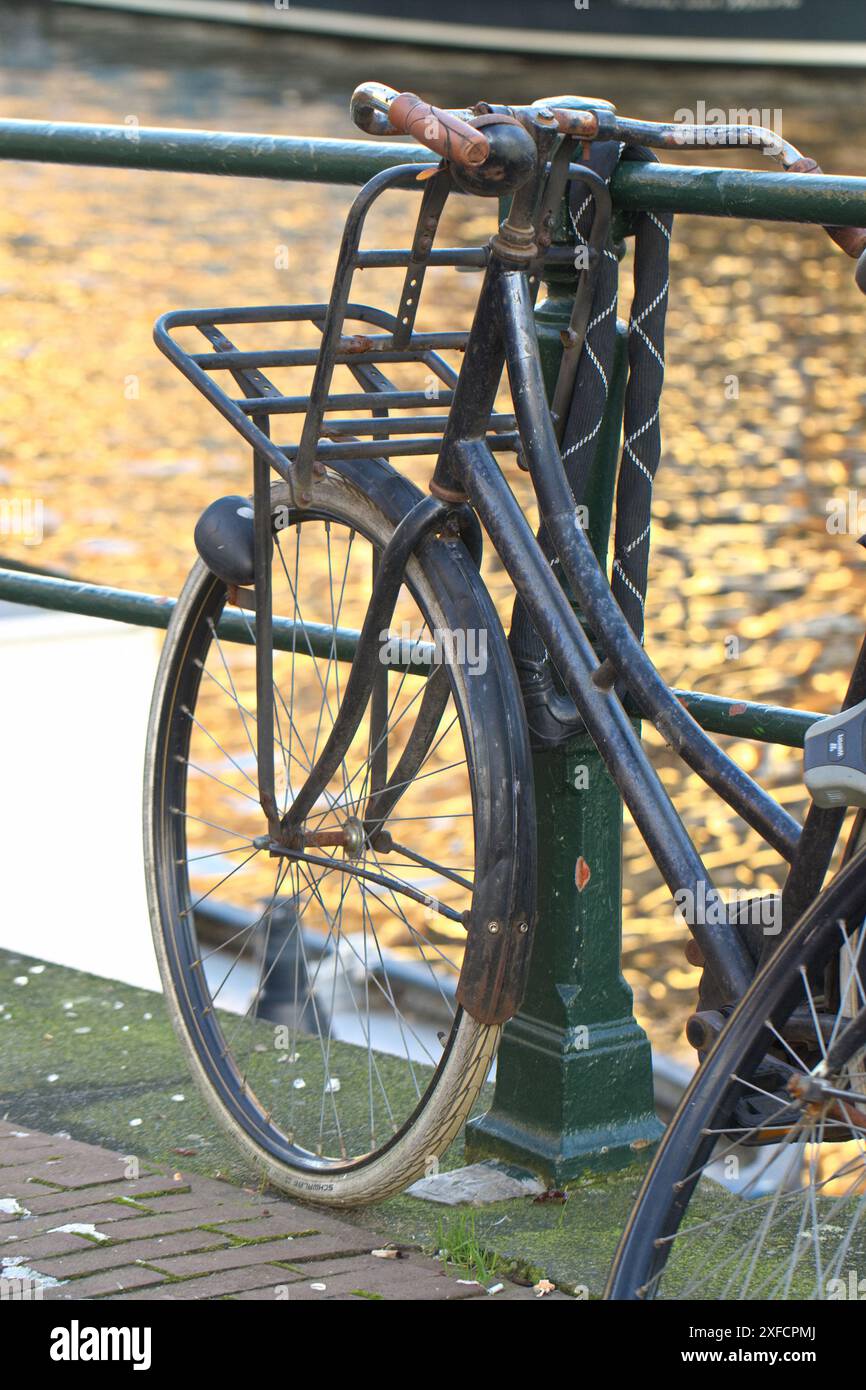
(145, 462, 532, 1205)
(607, 845, 866, 1299)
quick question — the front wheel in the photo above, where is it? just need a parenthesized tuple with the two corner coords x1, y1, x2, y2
(607, 845, 866, 1300)
(144, 460, 533, 1206)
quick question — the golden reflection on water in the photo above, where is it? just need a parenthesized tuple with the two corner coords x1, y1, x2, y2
(3, 9, 866, 1059)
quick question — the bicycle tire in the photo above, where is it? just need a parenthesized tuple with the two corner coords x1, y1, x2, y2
(607, 844, 866, 1299)
(144, 458, 534, 1206)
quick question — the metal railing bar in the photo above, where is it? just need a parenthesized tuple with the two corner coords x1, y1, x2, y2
(0, 568, 821, 742)
(1, 119, 865, 225)
(673, 689, 819, 748)
(0, 567, 434, 671)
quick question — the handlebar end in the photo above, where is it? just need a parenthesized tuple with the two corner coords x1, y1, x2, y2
(350, 82, 399, 137)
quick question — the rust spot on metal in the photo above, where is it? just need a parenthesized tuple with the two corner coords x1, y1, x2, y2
(340, 334, 374, 355)
(575, 856, 591, 892)
(429, 479, 468, 504)
(684, 938, 705, 968)
(728, 702, 748, 716)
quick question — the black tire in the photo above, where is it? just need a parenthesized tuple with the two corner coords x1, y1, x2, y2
(607, 844, 866, 1299)
(144, 458, 534, 1206)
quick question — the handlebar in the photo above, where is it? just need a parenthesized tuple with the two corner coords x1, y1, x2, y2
(388, 93, 490, 169)
(350, 82, 866, 289)
(350, 83, 490, 169)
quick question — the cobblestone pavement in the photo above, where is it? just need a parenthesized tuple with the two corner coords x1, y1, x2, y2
(0, 1122, 568, 1301)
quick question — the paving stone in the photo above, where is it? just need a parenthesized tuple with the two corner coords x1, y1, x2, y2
(108, 1289, 182, 1301)
(0, 1163, 69, 1187)
(24, 1201, 184, 1235)
(1, 1229, 107, 1261)
(121, 1201, 277, 1231)
(10, 1207, 227, 1247)
(0, 1158, 129, 1189)
(126, 1190, 264, 1217)
(147, 1232, 371, 1279)
(29, 1161, 144, 1190)
(112, 1265, 292, 1300)
(235, 1262, 485, 1301)
(0, 1133, 105, 1159)
(0, 1178, 66, 1201)
(209, 1214, 344, 1242)
(29, 1228, 231, 1278)
(42, 1264, 167, 1299)
(52, 1209, 247, 1245)
(269, 1252, 488, 1300)
(0, 1119, 568, 1302)
(19, 1178, 193, 1214)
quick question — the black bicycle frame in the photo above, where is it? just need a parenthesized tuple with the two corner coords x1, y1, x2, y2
(431, 247, 767, 998)
(165, 144, 816, 1009)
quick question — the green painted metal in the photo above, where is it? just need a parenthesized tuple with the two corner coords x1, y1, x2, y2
(0, 568, 433, 672)
(0, 120, 429, 184)
(466, 236, 663, 1183)
(610, 160, 866, 227)
(674, 689, 819, 748)
(0, 567, 819, 742)
(1, 118, 866, 229)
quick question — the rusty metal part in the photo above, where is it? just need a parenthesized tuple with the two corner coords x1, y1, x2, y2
(545, 108, 599, 139)
(684, 938, 705, 968)
(429, 478, 468, 503)
(389, 92, 490, 169)
(787, 1072, 866, 1130)
(300, 817, 365, 858)
(338, 333, 376, 355)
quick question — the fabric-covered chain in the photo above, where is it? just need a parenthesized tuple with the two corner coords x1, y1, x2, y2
(509, 141, 673, 745)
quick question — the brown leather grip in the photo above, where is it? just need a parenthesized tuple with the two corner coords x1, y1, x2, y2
(787, 155, 866, 260)
(388, 92, 490, 168)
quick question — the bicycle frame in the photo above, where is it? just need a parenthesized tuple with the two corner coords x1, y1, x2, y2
(159, 128, 852, 1018)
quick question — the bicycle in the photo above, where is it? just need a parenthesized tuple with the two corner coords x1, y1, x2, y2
(144, 82, 866, 1281)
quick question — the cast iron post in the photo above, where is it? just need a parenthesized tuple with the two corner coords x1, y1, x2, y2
(466, 209, 663, 1183)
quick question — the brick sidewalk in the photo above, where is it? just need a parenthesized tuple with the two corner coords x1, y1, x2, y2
(0, 1121, 566, 1301)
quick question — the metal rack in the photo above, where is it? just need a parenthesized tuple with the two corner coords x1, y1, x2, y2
(154, 164, 520, 503)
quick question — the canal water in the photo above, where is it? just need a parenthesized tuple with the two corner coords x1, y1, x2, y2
(2, 1, 866, 1060)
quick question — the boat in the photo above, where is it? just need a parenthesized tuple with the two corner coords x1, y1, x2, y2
(48, 0, 866, 69)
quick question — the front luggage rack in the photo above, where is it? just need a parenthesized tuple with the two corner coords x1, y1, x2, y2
(154, 163, 521, 505)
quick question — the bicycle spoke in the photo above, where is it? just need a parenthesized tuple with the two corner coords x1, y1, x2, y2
(160, 497, 484, 1175)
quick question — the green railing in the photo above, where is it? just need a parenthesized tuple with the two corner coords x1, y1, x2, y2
(3, 118, 866, 224)
(0, 118, 859, 1182)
